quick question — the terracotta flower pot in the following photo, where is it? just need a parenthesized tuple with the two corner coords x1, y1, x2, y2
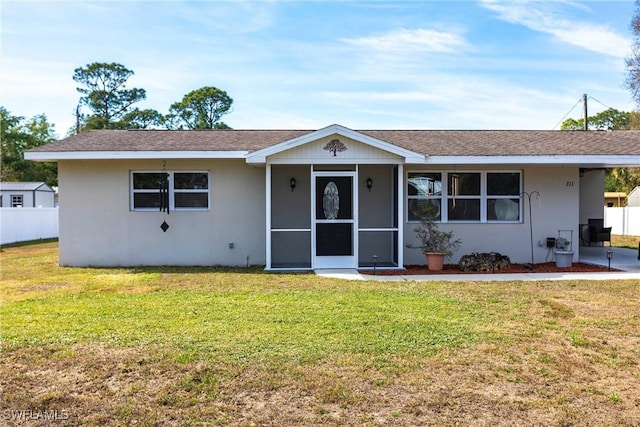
(426, 252, 446, 270)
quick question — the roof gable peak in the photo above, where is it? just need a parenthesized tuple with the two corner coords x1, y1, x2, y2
(246, 124, 425, 164)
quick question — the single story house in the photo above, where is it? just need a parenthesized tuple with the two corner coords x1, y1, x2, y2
(25, 124, 640, 269)
(0, 181, 55, 208)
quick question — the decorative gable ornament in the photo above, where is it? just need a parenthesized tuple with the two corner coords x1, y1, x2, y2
(323, 138, 347, 157)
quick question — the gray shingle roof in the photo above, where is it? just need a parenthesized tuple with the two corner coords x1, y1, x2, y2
(29, 130, 308, 153)
(27, 128, 640, 156)
(364, 130, 640, 156)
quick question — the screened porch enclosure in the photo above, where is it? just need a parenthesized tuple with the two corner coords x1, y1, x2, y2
(268, 164, 399, 269)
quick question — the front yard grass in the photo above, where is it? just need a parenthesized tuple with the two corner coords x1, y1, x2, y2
(612, 233, 640, 249)
(1, 241, 639, 425)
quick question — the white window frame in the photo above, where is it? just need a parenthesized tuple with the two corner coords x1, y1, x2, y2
(11, 194, 24, 207)
(407, 172, 443, 222)
(447, 172, 482, 222)
(407, 170, 522, 223)
(486, 172, 522, 223)
(130, 170, 210, 212)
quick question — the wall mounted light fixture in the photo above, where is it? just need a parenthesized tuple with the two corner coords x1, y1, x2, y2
(366, 177, 373, 192)
(290, 177, 296, 192)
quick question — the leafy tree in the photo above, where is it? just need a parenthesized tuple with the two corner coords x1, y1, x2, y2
(1, 107, 57, 186)
(118, 108, 166, 129)
(167, 86, 233, 129)
(630, 110, 640, 129)
(561, 108, 631, 130)
(626, 0, 640, 105)
(605, 168, 640, 193)
(73, 62, 147, 130)
(213, 121, 231, 129)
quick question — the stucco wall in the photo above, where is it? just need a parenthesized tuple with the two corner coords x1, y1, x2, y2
(403, 166, 580, 265)
(59, 160, 583, 267)
(579, 169, 605, 222)
(58, 159, 266, 266)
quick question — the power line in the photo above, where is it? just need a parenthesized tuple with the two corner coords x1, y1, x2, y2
(551, 95, 618, 130)
(551, 97, 583, 130)
(587, 95, 614, 111)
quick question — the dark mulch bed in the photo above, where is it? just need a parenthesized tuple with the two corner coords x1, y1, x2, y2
(361, 262, 618, 275)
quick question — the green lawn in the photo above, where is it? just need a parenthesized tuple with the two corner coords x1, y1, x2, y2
(2, 241, 485, 361)
(1, 241, 639, 426)
(612, 233, 640, 249)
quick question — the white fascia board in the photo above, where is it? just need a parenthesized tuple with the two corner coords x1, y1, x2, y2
(265, 157, 406, 165)
(423, 155, 640, 167)
(246, 155, 267, 164)
(34, 183, 53, 192)
(25, 150, 249, 161)
(245, 124, 426, 164)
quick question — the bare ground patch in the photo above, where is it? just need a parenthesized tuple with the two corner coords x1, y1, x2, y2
(2, 340, 639, 426)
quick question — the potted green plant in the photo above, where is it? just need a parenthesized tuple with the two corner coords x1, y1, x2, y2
(406, 205, 462, 270)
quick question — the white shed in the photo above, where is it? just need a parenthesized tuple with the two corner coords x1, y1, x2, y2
(628, 186, 640, 207)
(0, 182, 55, 208)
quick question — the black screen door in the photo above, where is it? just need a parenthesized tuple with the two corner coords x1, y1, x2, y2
(314, 175, 355, 267)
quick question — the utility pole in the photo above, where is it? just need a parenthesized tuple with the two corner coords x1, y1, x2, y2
(583, 93, 588, 131)
(75, 104, 82, 134)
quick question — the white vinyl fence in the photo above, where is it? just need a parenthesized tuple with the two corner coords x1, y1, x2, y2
(0, 207, 59, 245)
(605, 206, 640, 236)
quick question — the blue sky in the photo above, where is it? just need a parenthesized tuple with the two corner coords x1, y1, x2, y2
(2, 0, 637, 137)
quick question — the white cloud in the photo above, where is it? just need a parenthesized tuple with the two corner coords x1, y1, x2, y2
(479, 0, 631, 58)
(177, 1, 276, 35)
(341, 28, 469, 54)
(318, 73, 628, 130)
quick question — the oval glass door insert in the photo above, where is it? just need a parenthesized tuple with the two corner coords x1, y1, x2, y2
(323, 181, 339, 219)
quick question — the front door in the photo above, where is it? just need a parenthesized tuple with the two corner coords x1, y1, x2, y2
(313, 172, 357, 269)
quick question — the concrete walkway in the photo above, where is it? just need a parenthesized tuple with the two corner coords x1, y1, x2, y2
(316, 246, 640, 282)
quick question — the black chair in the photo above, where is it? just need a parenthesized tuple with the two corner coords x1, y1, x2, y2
(588, 218, 612, 246)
